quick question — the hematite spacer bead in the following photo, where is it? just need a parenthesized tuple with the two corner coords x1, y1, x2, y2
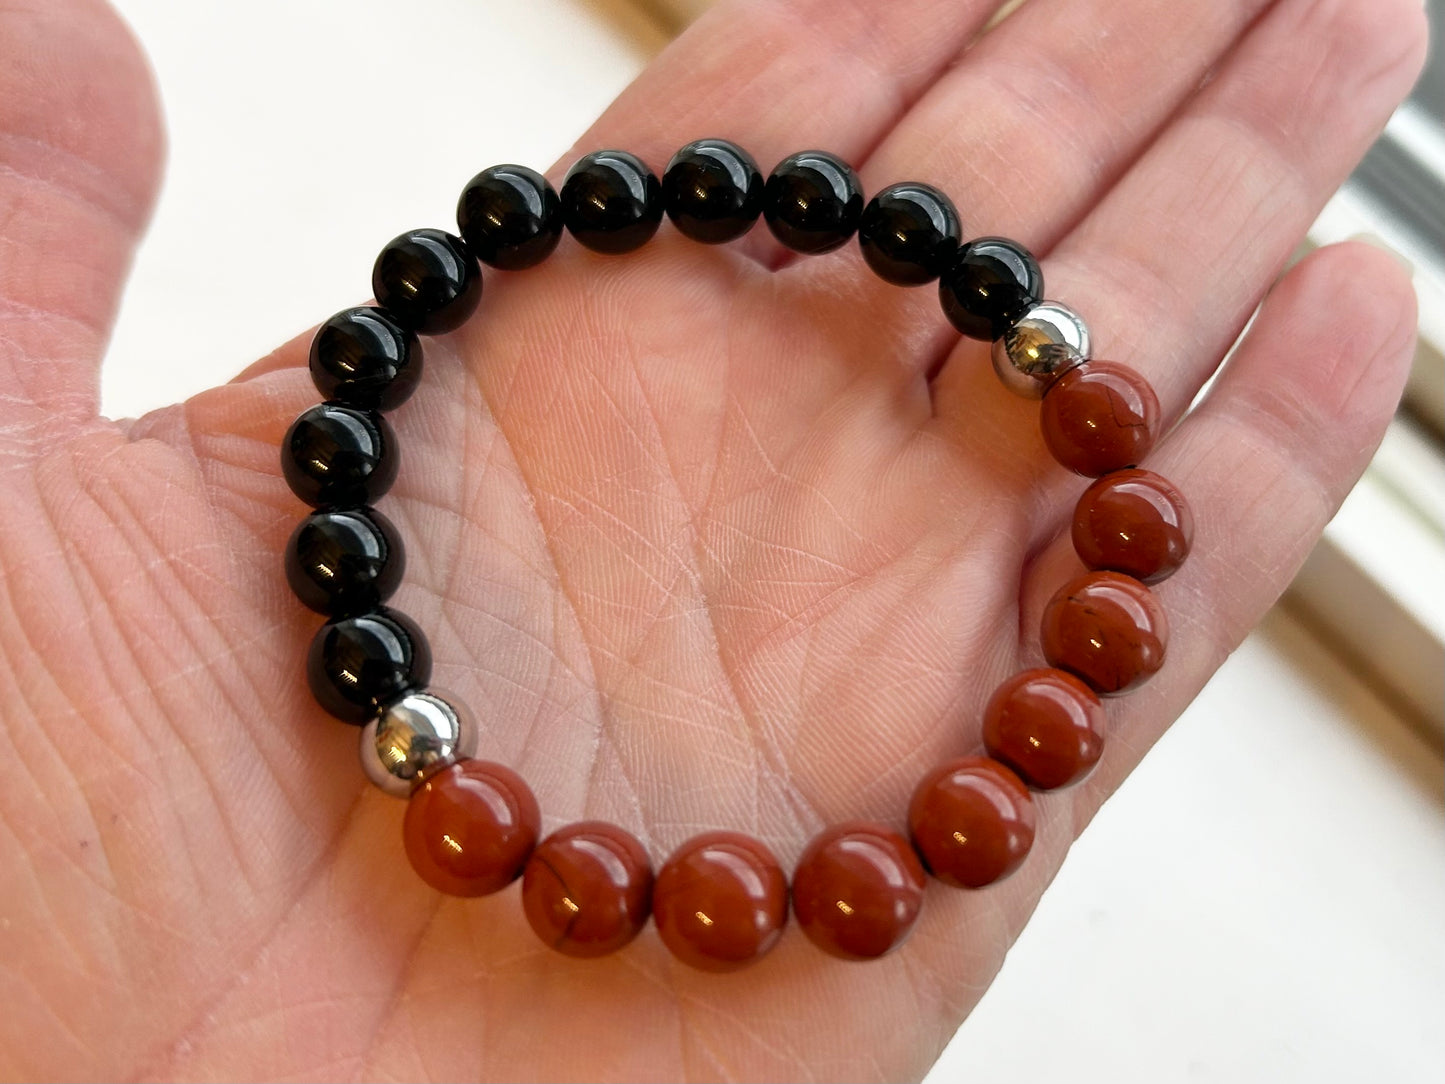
(560, 150, 663, 254)
(762, 150, 863, 254)
(306, 607, 432, 724)
(360, 690, 476, 798)
(457, 164, 563, 270)
(662, 138, 764, 244)
(857, 181, 961, 285)
(989, 300, 1090, 399)
(281, 402, 399, 509)
(372, 228, 482, 335)
(939, 236, 1044, 341)
(285, 506, 404, 616)
(308, 307, 421, 412)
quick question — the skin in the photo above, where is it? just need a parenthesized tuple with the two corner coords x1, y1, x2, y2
(0, 0, 1428, 1079)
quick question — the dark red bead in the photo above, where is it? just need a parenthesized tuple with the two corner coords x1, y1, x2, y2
(792, 822, 926, 960)
(1040, 362, 1160, 476)
(908, 758, 1035, 888)
(1041, 571, 1168, 695)
(1072, 469, 1193, 584)
(403, 760, 540, 897)
(653, 831, 788, 972)
(982, 669, 1105, 789)
(521, 821, 653, 958)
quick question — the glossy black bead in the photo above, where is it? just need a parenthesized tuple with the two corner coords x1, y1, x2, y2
(939, 236, 1044, 340)
(285, 507, 405, 617)
(372, 228, 482, 335)
(762, 150, 863, 254)
(306, 608, 432, 724)
(560, 150, 663, 254)
(858, 182, 961, 286)
(281, 402, 399, 509)
(662, 138, 764, 244)
(457, 164, 563, 270)
(308, 307, 421, 411)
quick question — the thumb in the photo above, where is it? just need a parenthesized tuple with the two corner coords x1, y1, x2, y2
(0, 0, 163, 454)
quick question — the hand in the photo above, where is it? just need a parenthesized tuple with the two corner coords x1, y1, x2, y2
(0, 0, 1426, 1079)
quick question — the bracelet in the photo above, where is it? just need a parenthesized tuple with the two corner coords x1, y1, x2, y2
(280, 139, 1191, 971)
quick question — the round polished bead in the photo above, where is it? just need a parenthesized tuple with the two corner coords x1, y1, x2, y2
(1040, 361, 1161, 476)
(456, 164, 563, 270)
(285, 506, 404, 616)
(938, 237, 1044, 340)
(560, 150, 663, 254)
(360, 690, 477, 798)
(662, 138, 764, 244)
(281, 402, 399, 509)
(309, 307, 421, 411)
(791, 822, 926, 960)
(404, 759, 540, 896)
(653, 831, 788, 972)
(1041, 571, 1168, 695)
(1072, 469, 1193, 584)
(908, 757, 1035, 888)
(989, 300, 1090, 399)
(982, 669, 1105, 790)
(522, 821, 654, 958)
(372, 228, 482, 335)
(306, 607, 432, 724)
(857, 182, 960, 285)
(762, 150, 863, 254)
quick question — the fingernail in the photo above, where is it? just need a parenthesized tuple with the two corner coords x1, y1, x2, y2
(1348, 232, 1415, 276)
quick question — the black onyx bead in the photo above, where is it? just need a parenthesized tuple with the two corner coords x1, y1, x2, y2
(309, 307, 421, 411)
(281, 402, 399, 509)
(372, 228, 482, 335)
(285, 507, 405, 617)
(306, 608, 432, 724)
(939, 237, 1044, 340)
(457, 164, 563, 270)
(762, 150, 863, 254)
(662, 138, 763, 244)
(561, 150, 663, 254)
(858, 182, 961, 286)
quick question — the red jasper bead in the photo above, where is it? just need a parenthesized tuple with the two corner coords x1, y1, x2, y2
(521, 821, 653, 958)
(792, 822, 927, 960)
(1041, 571, 1168, 695)
(653, 831, 788, 972)
(1072, 469, 1193, 584)
(908, 758, 1035, 888)
(1040, 361, 1160, 476)
(403, 759, 540, 897)
(983, 669, 1105, 789)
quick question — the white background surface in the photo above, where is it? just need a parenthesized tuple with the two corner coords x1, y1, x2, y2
(98, 1, 1445, 1080)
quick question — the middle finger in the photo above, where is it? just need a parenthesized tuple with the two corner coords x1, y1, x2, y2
(777, 0, 1283, 380)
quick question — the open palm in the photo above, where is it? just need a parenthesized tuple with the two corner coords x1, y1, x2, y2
(0, 0, 1426, 1079)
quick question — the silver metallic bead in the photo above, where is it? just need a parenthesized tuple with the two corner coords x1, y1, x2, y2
(990, 300, 1091, 399)
(360, 690, 477, 798)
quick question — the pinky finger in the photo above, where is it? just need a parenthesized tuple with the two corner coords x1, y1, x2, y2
(1020, 240, 1419, 825)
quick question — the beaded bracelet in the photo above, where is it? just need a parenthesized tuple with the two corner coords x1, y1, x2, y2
(280, 139, 1192, 971)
